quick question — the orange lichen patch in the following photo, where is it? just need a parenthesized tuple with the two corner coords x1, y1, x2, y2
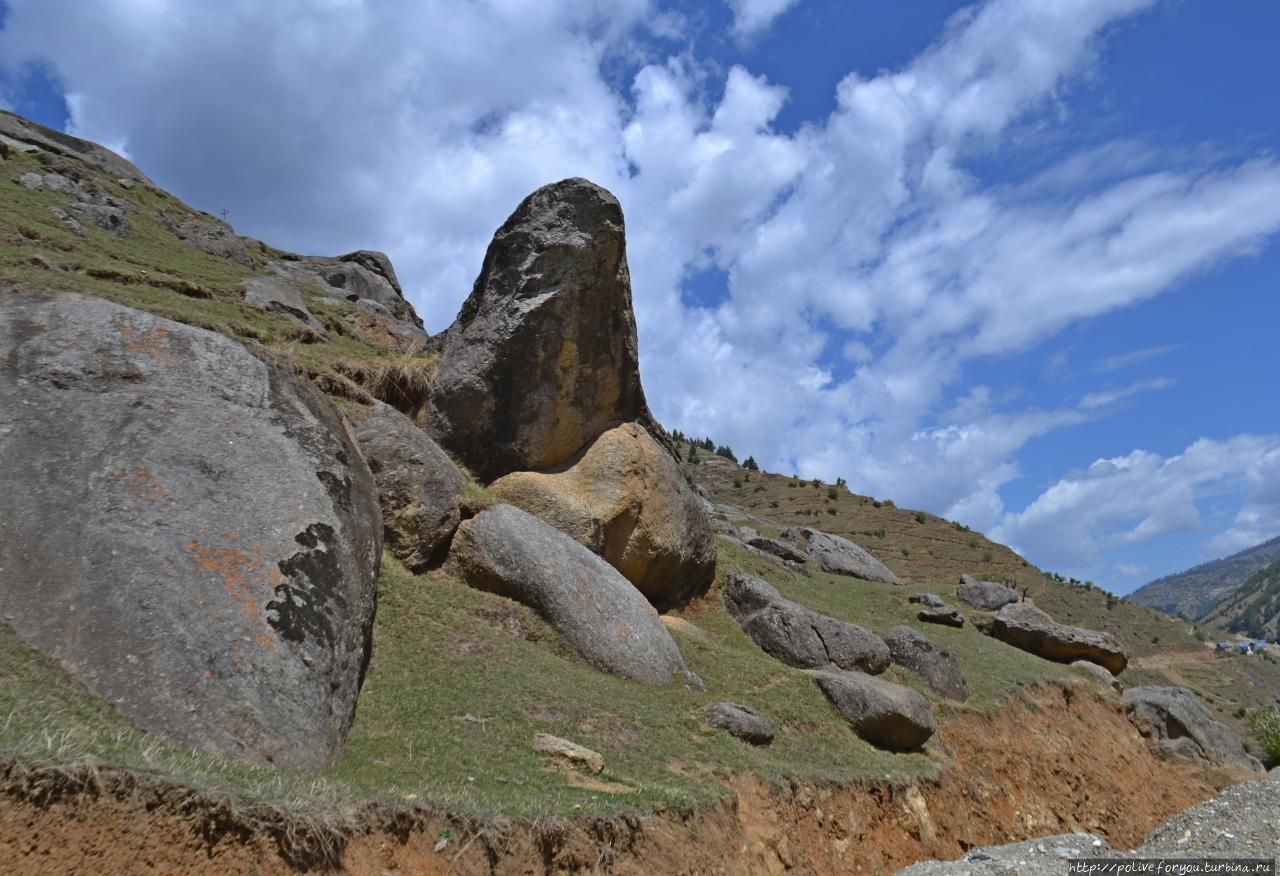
(181, 538, 279, 650)
(113, 466, 171, 506)
(616, 623, 632, 639)
(119, 321, 173, 365)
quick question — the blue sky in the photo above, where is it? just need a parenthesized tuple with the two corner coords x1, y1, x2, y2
(3, 0, 1279, 594)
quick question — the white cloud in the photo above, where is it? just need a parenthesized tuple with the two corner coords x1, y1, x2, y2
(1098, 344, 1181, 373)
(725, 0, 801, 39)
(993, 436, 1280, 575)
(1079, 378, 1174, 410)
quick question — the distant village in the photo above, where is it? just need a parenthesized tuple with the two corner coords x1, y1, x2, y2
(1215, 638, 1277, 656)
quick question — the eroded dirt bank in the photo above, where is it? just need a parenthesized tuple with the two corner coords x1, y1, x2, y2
(0, 685, 1245, 875)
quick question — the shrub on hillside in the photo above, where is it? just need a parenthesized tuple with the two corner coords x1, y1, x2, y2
(1247, 707, 1280, 768)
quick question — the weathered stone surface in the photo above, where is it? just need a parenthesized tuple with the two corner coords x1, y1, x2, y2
(1073, 659, 1123, 692)
(350, 299, 431, 353)
(898, 833, 1111, 875)
(352, 402, 465, 572)
(955, 574, 1019, 611)
(427, 178, 660, 482)
(884, 626, 968, 702)
(161, 213, 254, 267)
(708, 703, 774, 746)
(1123, 686, 1263, 773)
(724, 573, 890, 674)
(917, 606, 965, 628)
(0, 109, 151, 183)
(448, 504, 685, 684)
(987, 602, 1128, 675)
(0, 290, 381, 769)
(748, 536, 809, 564)
(241, 276, 325, 334)
(782, 527, 899, 584)
(533, 733, 604, 773)
(811, 670, 935, 750)
(909, 593, 946, 609)
(489, 423, 715, 608)
(19, 171, 42, 190)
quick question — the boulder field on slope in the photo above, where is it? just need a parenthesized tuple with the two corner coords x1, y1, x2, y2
(0, 290, 382, 769)
(427, 178, 659, 482)
(985, 601, 1128, 675)
(782, 527, 899, 584)
(489, 423, 716, 608)
(446, 504, 686, 685)
(1123, 686, 1262, 774)
(723, 572, 891, 674)
(352, 402, 465, 572)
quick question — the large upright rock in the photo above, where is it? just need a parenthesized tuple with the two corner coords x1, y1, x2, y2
(426, 178, 657, 482)
(783, 527, 899, 584)
(955, 574, 1019, 611)
(489, 423, 715, 607)
(1123, 686, 1263, 774)
(987, 602, 1128, 675)
(0, 290, 382, 769)
(352, 402, 465, 572)
(448, 504, 685, 684)
(811, 670, 935, 751)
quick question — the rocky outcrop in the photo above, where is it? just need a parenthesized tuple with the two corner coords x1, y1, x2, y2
(352, 402, 465, 572)
(1073, 659, 1122, 692)
(748, 536, 809, 564)
(269, 251, 429, 351)
(0, 109, 150, 184)
(1123, 686, 1263, 773)
(447, 504, 685, 684)
(884, 626, 968, 702)
(782, 527, 899, 584)
(955, 574, 1018, 611)
(986, 602, 1128, 675)
(489, 423, 715, 608)
(810, 670, 935, 751)
(724, 573, 890, 673)
(160, 213, 254, 266)
(426, 178, 657, 482)
(0, 290, 381, 769)
(240, 277, 325, 334)
(707, 703, 775, 746)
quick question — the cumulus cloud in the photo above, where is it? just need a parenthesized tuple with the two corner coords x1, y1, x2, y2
(725, 0, 801, 39)
(3, 0, 1280, 583)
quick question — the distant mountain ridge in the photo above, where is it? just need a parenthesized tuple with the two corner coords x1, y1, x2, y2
(1129, 534, 1280, 620)
(1198, 559, 1280, 639)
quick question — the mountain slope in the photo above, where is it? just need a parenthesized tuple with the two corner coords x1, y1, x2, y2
(1129, 535, 1280, 620)
(1198, 559, 1280, 639)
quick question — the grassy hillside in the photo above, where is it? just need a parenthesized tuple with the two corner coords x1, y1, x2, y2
(1129, 534, 1280, 620)
(1199, 559, 1280, 640)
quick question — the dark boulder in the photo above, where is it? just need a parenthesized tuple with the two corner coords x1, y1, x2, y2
(1123, 686, 1263, 773)
(782, 527, 899, 584)
(724, 573, 890, 674)
(811, 670, 935, 751)
(708, 703, 775, 746)
(748, 536, 809, 564)
(987, 602, 1128, 675)
(955, 574, 1019, 611)
(352, 402, 465, 572)
(884, 626, 968, 701)
(918, 606, 965, 628)
(447, 504, 685, 684)
(426, 178, 660, 482)
(0, 290, 381, 769)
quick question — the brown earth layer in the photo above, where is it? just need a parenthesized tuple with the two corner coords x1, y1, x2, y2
(0, 685, 1239, 875)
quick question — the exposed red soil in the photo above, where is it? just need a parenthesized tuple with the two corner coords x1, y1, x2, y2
(0, 684, 1243, 875)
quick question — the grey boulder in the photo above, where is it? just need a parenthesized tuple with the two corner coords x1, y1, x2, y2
(724, 573, 890, 674)
(708, 703, 775, 746)
(955, 574, 1019, 611)
(917, 606, 965, 628)
(426, 178, 661, 482)
(1123, 686, 1262, 773)
(987, 602, 1128, 675)
(884, 626, 968, 702)
(811, 670, 935, 751)
(782, 527, 899, 584)
(352, 402, 465, 572)
(748, 536, 809, 564)
(908, 593, 946, 609)
(447, 504, 685, 685)
(0, 290, 381, 769)
(241, 276, 326, 334)
(1073, 659, 1123, 692)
